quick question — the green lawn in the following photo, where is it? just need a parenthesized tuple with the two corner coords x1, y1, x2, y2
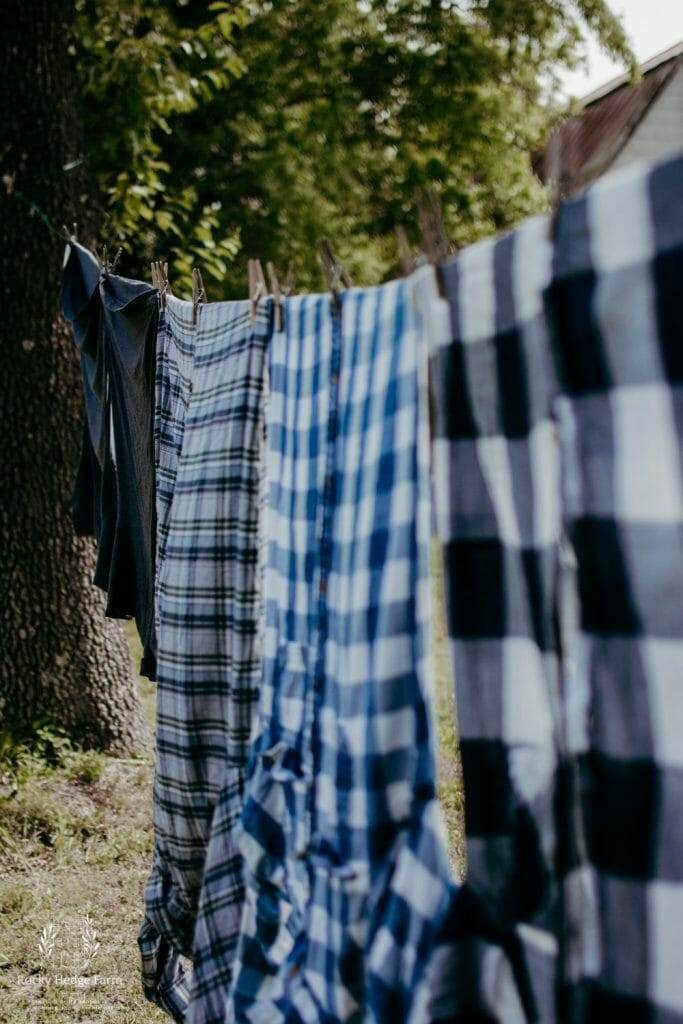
(0, 568, 463, 1022)
(0, 741, 164, 1022)
(0, 623, 163, 1024)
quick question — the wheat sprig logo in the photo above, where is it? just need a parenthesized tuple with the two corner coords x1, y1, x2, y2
(80, 914, 100, 965)
(37, 923, 58, 962)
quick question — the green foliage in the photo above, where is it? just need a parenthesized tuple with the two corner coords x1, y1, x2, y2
(0, 718, 105, 785)
(74, 0, 249, 294)
(0, 716, 148, 867)
(73, 0, 634, 297)
(0, 719, 71, 781)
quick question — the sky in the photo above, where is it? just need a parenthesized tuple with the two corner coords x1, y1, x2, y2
(561, 0, 683, 98)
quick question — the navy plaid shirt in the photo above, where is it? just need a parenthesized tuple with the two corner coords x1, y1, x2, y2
(140, 296, 270, 1024)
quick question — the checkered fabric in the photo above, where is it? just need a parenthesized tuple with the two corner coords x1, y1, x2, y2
(547, 153, 683, 1023)
(140, 295, 271, 1024)
(228, 283, 452, 1023)
(426, 215, 566, 1023)
(427, 151, 683, 1023)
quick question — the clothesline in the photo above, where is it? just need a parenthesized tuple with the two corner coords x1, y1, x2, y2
(61, 149, 683, 1024)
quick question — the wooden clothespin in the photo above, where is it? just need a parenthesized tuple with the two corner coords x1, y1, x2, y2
(317, 239, 351, 311)
(416, 189, 450, 297)
(266, 261, 284, 332)
(151, 260, 169, 310)
(192, 266, 206, 326)
(161, 261, 171, 311)
(282, 261, 295, 297)
(395, 225, 415, 277)
(248, 259, 267, 323)
(61, 221, 78, 242)
(99, 244, 122, 278)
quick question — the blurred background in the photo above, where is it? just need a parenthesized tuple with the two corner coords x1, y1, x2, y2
(14, 0, 683, 298)
(66, 0, 683, 296)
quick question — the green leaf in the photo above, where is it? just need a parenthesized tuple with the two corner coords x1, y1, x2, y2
(75, 0, 634, 297)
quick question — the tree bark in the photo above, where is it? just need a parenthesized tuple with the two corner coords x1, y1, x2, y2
(0, 0, 149, 754)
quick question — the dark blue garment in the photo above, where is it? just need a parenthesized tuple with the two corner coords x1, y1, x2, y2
(100, 271, 159, 676)
(61, 243, 159, 677)
(61, 241, 110, 539)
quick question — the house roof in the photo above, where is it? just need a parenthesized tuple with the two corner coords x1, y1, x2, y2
(537, 42, 683, 193)
(581, 41, 683, 105)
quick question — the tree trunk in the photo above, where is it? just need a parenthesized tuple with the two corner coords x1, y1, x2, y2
(0, 0, 149, 755)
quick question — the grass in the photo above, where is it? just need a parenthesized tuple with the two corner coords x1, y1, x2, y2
(0, 624, 163, 1024)
(432, 545, 466, 878)
(0, 572, 463, 1022)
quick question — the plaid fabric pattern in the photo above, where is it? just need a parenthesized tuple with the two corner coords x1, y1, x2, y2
(547, 153, 683, 1023)
(154, 298, 195, 632)
(428, 151, 683, 1023)
(426, 216, 565, 1023)
(228, 283, 451, 1023)
(140, 295, 271, 1024)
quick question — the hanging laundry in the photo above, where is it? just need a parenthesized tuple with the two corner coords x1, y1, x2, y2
(139, 295, 271, 1024)
(154, 291, 195, 635)
(100, 272, 159, 678)
(426, 215, 563, 1023)
(228, 283, 452, 1023)
(61, 241, 112, 552)
(545, 153, 683, 1022)
(427, 149, 683, 1023)
(58, 150, 683, 1024)
(62, 244, 159, 678)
